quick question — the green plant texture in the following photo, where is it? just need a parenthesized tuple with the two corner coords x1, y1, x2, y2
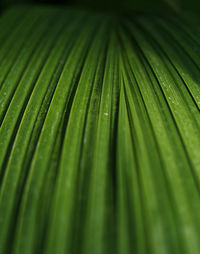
(0, 5, 200, 254)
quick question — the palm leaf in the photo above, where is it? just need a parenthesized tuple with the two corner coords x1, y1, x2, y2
(0, 5, 200, 254)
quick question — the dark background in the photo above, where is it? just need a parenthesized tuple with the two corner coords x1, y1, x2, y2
(0, 0, 164, 10)
(1, 0, 200, 12)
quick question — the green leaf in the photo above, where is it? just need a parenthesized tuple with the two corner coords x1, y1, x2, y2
(0, 6, 200, 254)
